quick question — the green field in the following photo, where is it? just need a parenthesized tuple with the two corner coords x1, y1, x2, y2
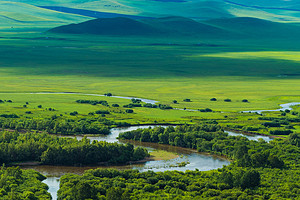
(0, 31, 300, 137)
(0, 32, 300, 112)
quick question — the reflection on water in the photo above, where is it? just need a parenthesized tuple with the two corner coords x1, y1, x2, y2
(242, 102, 300, 114)
(42, 177, 59, 200)
(225, 130, 273, 142)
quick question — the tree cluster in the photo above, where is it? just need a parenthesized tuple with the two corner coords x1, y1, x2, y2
(0, 131, 149, 166)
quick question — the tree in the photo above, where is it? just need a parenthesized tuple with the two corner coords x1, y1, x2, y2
(125, 109, 134, 113)
(173, 100, 178, 104)
(240, 170, 260, 189)
(183, 99, 191, 102)
(106, 187, 123, 200)
(104, 93, 112, 97)
(224, 99, 231, 102)
(210, 98, 217, 101)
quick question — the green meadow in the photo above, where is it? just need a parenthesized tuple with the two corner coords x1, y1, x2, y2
(0, 33, 300, 113)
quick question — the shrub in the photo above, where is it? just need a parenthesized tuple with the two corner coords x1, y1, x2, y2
(70, 111, 78, 116)
(95, 110, 110, 114)
(104, 93, 112, 96)
(159, 104, 173, 110)
(210, 98, 217, 101)
(183, 99, 191, 102)
(126, 109, 134, 113)
(224, 99, 231, 102)
(242, 99, 248, 102)
(131, 99, 142, 103)
(270, 129, 293, 135)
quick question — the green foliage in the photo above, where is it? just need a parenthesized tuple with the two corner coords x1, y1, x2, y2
(0, 166, 50, 199)
(125, 109, 134, 113)
(0, 117, 111, 135)
(183, 99, 191, 102)
(158, 104, 173, 110)
(119, 124, 286, 169)
(0, 131, 149, 166)
(76, 99, 109, 106)
(58, 123, 300, 199)
(269, 129, 293, 135)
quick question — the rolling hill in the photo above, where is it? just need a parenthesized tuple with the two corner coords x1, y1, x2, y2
(4, 0, 300, 24)
(49, 17, 164, 36)
(0, 1, 92, 31)
(205, 17, 300, 38)
(48, 16, 300, 39)
(48, 16, 234, 37)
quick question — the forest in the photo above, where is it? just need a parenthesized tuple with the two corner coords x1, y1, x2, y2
(0, 166, 51, 200)
(58, 124, 300, 199)
(0, 131, 149, 166)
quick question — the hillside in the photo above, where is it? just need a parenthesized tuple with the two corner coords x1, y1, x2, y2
(0, 1, 92, 31)
(48, 16, 233, 37)
(4, 0, 300, 23)
(49, 17, 163, 35)
(205, 17, 300, 38)
(48, 16, 300, 39)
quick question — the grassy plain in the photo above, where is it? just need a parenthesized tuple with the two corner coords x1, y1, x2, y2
(0, 26, 300, 136)
(0, 33, 300, 112)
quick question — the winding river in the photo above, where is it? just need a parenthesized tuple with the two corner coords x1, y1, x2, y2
(4, 92, 285, 199)
(21, 126, 230, 199)
(20, 125, 273, 199)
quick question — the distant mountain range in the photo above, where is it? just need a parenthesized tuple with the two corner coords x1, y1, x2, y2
(48, 16, 300, 39)
(1, 0, 300, 32)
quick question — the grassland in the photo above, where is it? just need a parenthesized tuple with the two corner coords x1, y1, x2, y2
(149, 149, 179, 161)
(0, 32, 300, 111)
(0, 19, 300, 138)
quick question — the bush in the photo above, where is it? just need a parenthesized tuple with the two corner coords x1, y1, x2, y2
(104, 93, 112, 96)
(183, 99, 191, 102)
(70, 111, 78, 116)
(112, 104, 119, 107)
(158, 104, 173, 110)
(123, 103, 142, 108)
(270, 129, 293, 135)
(262, 122, 281, 127)
(126, 109, 134, 113)
(95, 110, 110, 114)
(0, 114, 19, 118)
(131, 99, 142, 103)
(242, 99, 248, 102)
(210, 98, 217, 101)
(199, 108, 213, 112)
(224, 99, 231, 102)
(143, 103, 158, 108)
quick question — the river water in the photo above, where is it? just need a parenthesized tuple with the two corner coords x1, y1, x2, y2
(242, 102, 300, 114)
